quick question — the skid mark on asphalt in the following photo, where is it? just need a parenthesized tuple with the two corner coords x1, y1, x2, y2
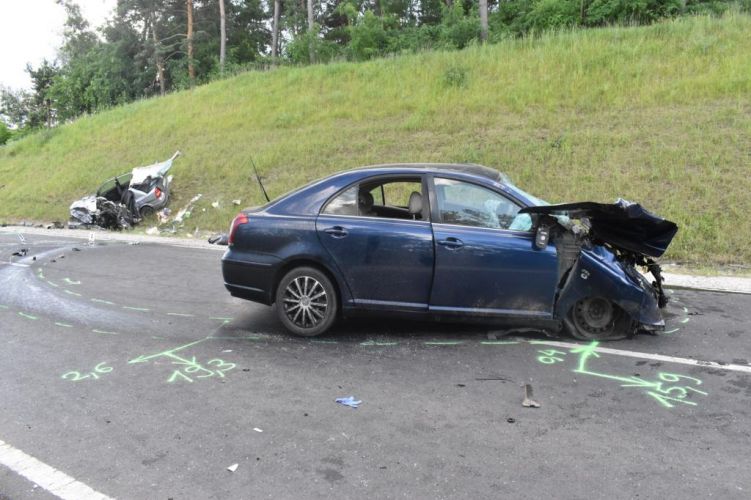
(34, 261, 235, 324)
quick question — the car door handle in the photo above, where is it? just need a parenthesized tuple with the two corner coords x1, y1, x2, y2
(324, 226, 349, 238)
(438, 237, 464, 249)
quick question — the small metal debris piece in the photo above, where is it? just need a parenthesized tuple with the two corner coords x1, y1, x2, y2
(335, 396, 362, 408)
(227, 463, 239, 472)
(522, 384, 540, 408)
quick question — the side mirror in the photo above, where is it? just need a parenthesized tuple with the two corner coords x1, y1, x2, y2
(534, 224, 550, 249)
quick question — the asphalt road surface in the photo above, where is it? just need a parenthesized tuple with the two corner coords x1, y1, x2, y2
(1, 232, 750, 499)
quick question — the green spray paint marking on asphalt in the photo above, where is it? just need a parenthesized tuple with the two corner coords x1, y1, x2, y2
(209, 336, 262, 341)
(47, 281, 59, 288)
(55, 322, 73, 328)
(61, 362, 113, 382)
(129, 338, 235, 383)
(0, 304, 8, 309)
(63, 278, 81, 285)
(480, 341, 520, 345)
(311, 340, 338, 344)
(537, 341, 708, 409)
(167, 312, 195, 317)
(18, 312, 38, 320)
(210, 316, 233, 321)
(91, 298, 115, 305)
(424, 341, 463, 346)
(64, 289, 82, 297)
(92, 329, 119, 335)
(360, 340, 399, 346)
(123, 306, 150, 312)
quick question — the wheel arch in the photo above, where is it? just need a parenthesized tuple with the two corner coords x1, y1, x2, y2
(272, 258, 346, 310)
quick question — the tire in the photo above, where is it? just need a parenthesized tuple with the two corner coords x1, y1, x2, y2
(565, 296, 634, 341)
(139, 205, 155, 218)
(275, 266, 338, 336)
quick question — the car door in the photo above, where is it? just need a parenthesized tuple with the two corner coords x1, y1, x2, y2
(428, 176, 558, 317)
(316, 176, 435, 312)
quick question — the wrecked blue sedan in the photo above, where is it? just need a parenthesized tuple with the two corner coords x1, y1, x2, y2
(221, 164, 677, 340)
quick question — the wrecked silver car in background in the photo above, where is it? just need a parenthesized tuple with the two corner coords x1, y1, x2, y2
(69, 151, 180, 230)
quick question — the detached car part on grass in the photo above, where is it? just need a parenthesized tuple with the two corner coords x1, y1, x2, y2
(69, 151, 180, 230)
(221, 164, 677, 340)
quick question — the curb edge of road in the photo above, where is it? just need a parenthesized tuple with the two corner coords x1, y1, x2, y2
(3, 226, 751, 295)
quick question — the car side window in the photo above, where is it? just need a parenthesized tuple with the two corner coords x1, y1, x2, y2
(434, 178, 529, 230)
(323, 178, 426, 221)
(322, 186, 358, 216)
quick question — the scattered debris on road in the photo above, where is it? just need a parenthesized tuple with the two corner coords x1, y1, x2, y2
(227, 463, 239, 472)
(11, 248, 27, 257)
(522, 384, 541, 408)
(253, 428, 263, 433)
(208, 233, 228, 245)
(335, 396, 362, 408)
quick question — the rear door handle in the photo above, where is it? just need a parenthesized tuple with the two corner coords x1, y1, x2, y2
(324, 226, 349, 238)
(438, 237, 464, 249)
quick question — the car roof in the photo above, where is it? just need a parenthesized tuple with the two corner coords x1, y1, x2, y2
(350, 163, 509, 183)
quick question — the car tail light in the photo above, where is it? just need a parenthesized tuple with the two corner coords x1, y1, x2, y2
(228, 213, 249, 246)
(155, 187, 162, 198)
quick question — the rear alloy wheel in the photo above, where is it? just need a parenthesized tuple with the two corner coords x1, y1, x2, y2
(568, 296, 631, 341)
(276, 267, 337, 337)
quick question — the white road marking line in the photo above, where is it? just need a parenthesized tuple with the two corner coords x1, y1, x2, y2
(524, 339, 751, 374)
(0, 438, 113, 500)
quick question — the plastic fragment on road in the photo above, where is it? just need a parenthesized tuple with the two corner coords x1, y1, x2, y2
(253, 428, 263, 433)
(522, 384, 540, 408)
(211, 201, 220, 209)
(335, 396, 362, 408)
(232, 199, 242, 205)
(227, 463, 239, 472)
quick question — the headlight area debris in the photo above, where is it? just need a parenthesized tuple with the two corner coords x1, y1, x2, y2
(68, 151, 180, 230)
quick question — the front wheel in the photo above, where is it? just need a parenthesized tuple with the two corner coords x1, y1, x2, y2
(275, 267, 337, 337)
(566, 297, 634, 341)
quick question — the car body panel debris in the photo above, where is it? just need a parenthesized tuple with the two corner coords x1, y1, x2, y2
(522, 384, 540, 408)
(69, 151, 180, 230)
(335, 396, 362, 408)
(222, 163, 678, 340)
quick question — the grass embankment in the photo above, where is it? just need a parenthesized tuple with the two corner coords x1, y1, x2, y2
(1, 12, 749, 264)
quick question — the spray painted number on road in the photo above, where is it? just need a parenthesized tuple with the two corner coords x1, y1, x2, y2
(129, 339, 237, 383)
(537, 342, 708, 409)
(167, 358, 236, 383)
(61, 362, 113, 381)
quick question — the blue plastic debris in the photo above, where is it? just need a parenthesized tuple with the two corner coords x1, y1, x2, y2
(335, 396, 362, 408)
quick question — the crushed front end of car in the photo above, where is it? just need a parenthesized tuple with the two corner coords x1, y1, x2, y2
(521, 199, 678, 340)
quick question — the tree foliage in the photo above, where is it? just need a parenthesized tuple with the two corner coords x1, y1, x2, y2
(0, 0, 747, 137)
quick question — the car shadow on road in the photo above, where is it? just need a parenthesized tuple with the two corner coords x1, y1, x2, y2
(225, 304, 553, 344)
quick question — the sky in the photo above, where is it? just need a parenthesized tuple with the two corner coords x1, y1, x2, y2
(0, 0, 117, 90)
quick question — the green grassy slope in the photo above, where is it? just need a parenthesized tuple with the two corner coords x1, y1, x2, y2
(1, 13, 750, 264)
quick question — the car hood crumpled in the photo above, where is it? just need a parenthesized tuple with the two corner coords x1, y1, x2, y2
(520, 199, 678, 258)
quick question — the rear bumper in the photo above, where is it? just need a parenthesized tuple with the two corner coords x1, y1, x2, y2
(221, 252, 278, 305)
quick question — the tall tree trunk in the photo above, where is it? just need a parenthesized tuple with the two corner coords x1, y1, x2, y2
(271, 0, 281, 61)
(187, 0, 195, 86)
(307, 0, 315, 63)
(150, 11, 166, 96)
(479, 0, 488, 43)
(219, 0, 226, 74)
